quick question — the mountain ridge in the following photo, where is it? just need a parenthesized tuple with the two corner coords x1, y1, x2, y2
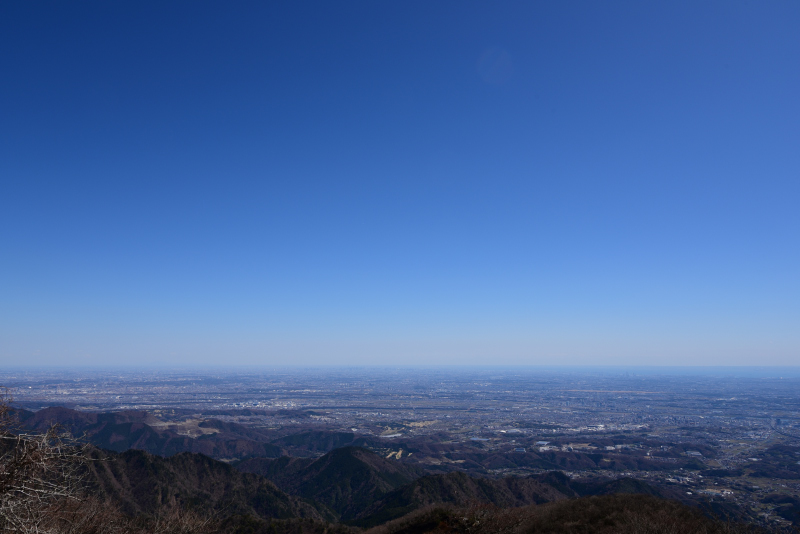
(18, 406, 284, 460)
(84, 447, 329, 521)
(237, 446, 425, 520)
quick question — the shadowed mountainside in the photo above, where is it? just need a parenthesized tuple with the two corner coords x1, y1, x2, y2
(271, 431, 359, 455)
(237, 446, 425, 520)
(363, 494, 759, 534)
(236, 449, 680, 528)
(353, 470, 575, 527)
(354, 470, 747, 529)
(84, 447, 328, 521)
(9, 406, 765, 531)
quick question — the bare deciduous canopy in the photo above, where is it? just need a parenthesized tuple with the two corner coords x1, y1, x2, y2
(0, 393, 214, 534)
(0, 392, 89, 533)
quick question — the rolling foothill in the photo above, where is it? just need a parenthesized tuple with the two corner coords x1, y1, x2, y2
(2, 367, 799, 531)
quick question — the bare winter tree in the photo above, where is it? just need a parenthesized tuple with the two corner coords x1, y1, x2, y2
(0, 391, 90, 533)
(0, 392, 217, 534)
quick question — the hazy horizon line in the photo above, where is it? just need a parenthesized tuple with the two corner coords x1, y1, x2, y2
(3, 364, 800, 377)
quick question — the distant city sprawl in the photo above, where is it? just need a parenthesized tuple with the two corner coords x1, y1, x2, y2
(2, 367, 799, 529)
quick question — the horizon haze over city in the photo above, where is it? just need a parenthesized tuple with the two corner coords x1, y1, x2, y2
(2, 1, 799, 367)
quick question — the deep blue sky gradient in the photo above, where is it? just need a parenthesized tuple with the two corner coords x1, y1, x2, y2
(1, 1, 799, 366)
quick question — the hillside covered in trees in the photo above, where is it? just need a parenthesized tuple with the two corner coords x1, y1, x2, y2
(0, 399, 774, 534)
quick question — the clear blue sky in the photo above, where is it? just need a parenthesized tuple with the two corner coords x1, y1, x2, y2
(1, 1, 798, 367)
